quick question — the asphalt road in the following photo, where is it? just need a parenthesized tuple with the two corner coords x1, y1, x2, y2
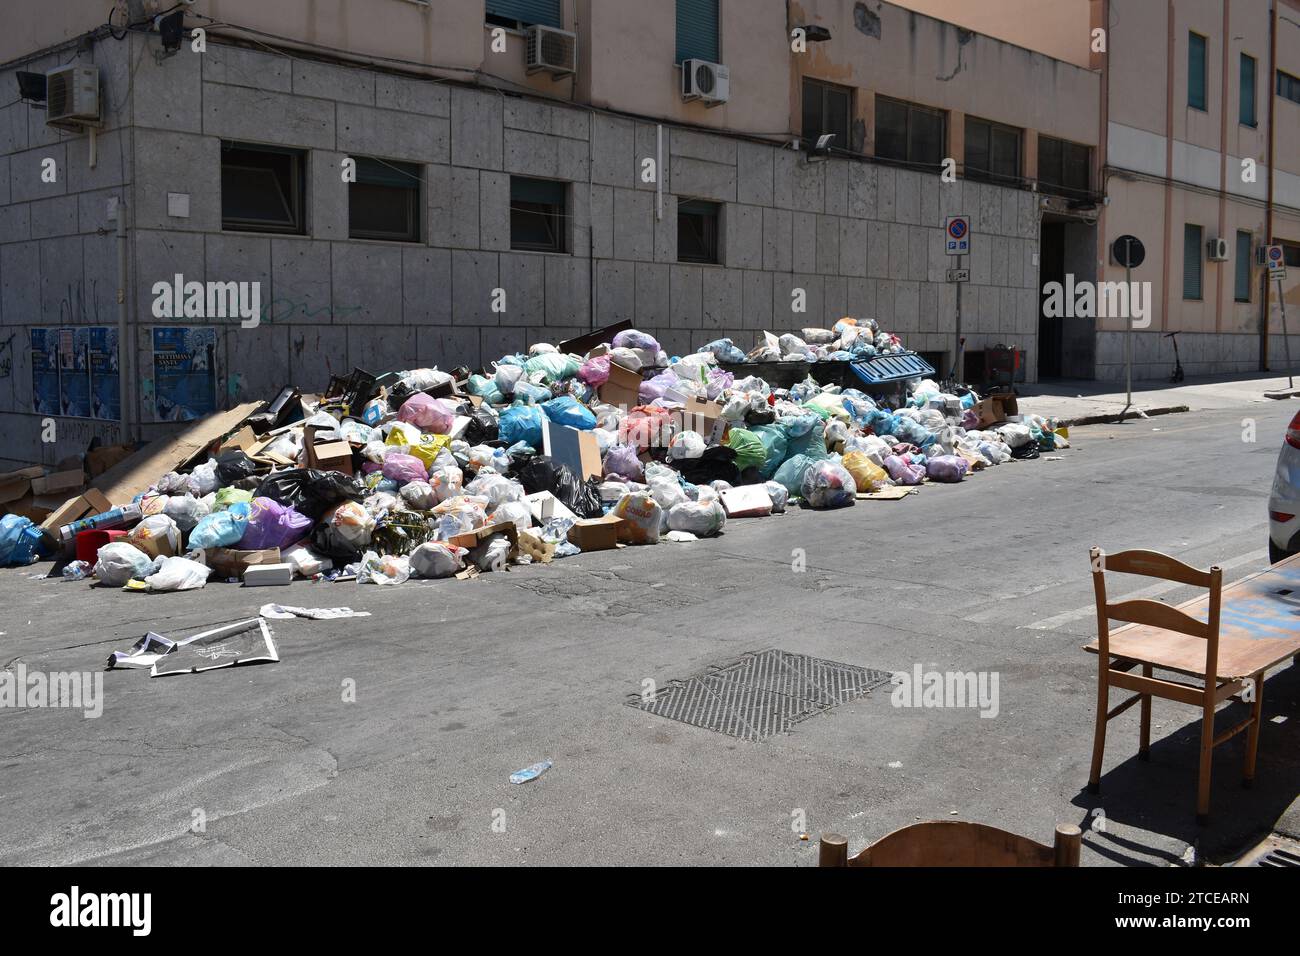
(2, 400, 1297, 866)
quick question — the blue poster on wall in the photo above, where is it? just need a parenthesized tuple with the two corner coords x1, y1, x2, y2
(59, 327, 92, 419)
(153, 327, 217, 422)
(89, 326, 120, 421)
(30, 328, 60, 416)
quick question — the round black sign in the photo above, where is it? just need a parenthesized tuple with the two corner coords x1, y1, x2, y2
(1112, 235, 1146, 269)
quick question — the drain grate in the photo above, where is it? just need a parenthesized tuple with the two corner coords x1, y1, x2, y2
(627, 649, 893, 742)
(1231, 834, 1300, 867)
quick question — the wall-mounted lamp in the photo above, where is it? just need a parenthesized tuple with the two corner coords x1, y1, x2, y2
(156, 11, 185, 53)
(806, 133, 836, 163)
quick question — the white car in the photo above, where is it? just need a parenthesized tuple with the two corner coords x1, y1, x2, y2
(1269, 408, 1300, 563)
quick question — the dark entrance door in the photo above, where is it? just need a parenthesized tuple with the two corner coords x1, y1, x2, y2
(1038, 221, 1065, 378)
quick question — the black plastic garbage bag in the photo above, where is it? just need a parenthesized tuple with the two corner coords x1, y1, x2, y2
(254, 468, 367, 520)
(513, 456, 603, 518)
(463, 405, 499, 445)
(215, 449, 259, 486)
(1010, 441, 1040, 461)
(672, 446, 740, 486)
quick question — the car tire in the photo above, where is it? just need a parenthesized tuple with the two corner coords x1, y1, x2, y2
(1269, 539, 1295, 564)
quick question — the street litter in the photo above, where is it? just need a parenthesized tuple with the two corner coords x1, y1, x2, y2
(149, 618, 278, 677)
(510, 759, 553, 784)
(107, 631, 176, 669)
(1, 317, 1070, 601)
(259, 604, 372, 620)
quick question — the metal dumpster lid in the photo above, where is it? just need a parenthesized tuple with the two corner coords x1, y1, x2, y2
(849, 351, 935, 385)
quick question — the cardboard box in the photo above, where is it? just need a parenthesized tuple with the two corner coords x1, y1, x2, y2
(218, 426, 256, 455)
(38, 488, 115, 546)
(310, 440, 354, 475)
(243, 562, 294, 587)
(204, 547, 282, 578)
(0, 466, 45, 503)
(525, 491, 577, 524)
(542, 420, 602, 480)
(449, 522, 520, 563)
(720, 486, 774, 518)
(671, 398, 726, 443)
(30, 469, 84, 496)
(974, 393, 1019, 428)
(567, 515, 622, 552)
(598, 360, 643, 410)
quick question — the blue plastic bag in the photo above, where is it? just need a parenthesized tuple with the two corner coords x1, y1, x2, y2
(188, 502, 251, 550)
(499, 405, 545, 447)
(0, 514, 44, 566)
(542, 395, 597, 430)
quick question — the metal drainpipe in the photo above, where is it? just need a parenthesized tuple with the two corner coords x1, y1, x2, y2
(1263, 0, 1277, 370)
(116, 204, 132, 444)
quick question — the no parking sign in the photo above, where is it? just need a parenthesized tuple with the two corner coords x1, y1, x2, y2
(945, 216, 971, 256)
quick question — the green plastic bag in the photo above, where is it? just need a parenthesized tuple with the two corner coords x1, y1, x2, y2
(725, 428, 767, 473)
(523, 353, 579, 383)
(750, 424, 788, 479)
(214, 487, 253, 510)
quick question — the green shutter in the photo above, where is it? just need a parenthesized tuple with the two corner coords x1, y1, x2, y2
(1189, 33, 1207, 110)
(1240, 54, 1257, 126)
(1183, 224, 1203, 300)
(1235, 231, 1252, 302)
(486, 0, 561, 29)
(676, 0, 720, 64)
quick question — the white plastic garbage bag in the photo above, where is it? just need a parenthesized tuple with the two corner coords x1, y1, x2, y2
(283, 542, 333, 578)
(409, 542, 466, 579)
(145, 556, 212, 591)
(667, 500, 726, 537)
(400, 480, 436, 510)
(93, 542, 153, 586)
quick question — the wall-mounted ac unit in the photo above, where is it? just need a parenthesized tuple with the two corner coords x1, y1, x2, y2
(1207, 237, 1230, 261)
(526, 25, 577, 76)
(681, 59, 729, 106)
(45, 65, 100, 131)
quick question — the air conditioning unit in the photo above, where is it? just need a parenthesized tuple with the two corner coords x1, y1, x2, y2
(526, 25, 577, 76)
(681, 59, 729, 106)
(45, 65, 100, 131)
(1207, 237, 1230, 261)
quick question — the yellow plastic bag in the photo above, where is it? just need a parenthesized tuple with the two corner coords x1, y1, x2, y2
(842, 451, 888, 493)
(385, 421, 422, 448)
(406, 432, 451, 469)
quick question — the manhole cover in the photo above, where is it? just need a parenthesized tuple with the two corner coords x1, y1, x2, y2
(627, 649, 892, 742)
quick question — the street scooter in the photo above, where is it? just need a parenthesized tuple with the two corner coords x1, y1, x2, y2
(1164, 331, 1185, 384)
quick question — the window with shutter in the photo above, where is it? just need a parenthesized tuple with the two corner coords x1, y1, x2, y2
(1234, 231, 1252, 302)
(1183, 224, 1204, 300)
(1189, 33, 1207, 110)
(1240, 54, 1257, 127)
(485, 0, 561, 29)
(676, 0, 720, 64)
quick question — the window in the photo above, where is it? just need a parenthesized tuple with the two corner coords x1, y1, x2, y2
(221, 142, 306, 234)
(349, 157, 421, 243)
(677, 199, 720, 264)
(1279, 71, 1300, 105)
(1281, 241, 1300, 268)
(1183, 224, 1204, 300)
(676, 0, 719, 64)
(1235, 231, 1253, 302)
(964, 116, 1022, 184)
(1188, 32, 1207, 110)
(802, 79, 852, 150)
(484, 0, 560, 30)
(1037, 136, 1091, 198)
(1240, 54, 1257, 127)
(874, 96, 946, 167)
(510, 177, 567, 253)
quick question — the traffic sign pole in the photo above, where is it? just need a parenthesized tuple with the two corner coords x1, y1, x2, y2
(955, 254, 963, 382)
(1279, 277, 1294, 391)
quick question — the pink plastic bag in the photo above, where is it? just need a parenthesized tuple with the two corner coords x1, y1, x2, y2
(397, 393, 455, 434)
(382, 453, 429, 485)
(883, 454, 926, 486)
(577, 354, 612, 386)
(603, 443, 644, 481)
(925, 454, 969, 483)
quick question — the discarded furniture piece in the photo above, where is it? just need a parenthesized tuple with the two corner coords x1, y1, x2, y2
(1085, 548, 1300, 824)
(819, 820, 1081, 867)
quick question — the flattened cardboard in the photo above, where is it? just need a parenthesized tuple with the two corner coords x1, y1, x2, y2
(30, 469, 84, 496)
(0, 476, 32, 504)
(542, 419, 602, 480)
(91, 401, 265, 506)
(86, 444, 135, 477)
(567, 515, 622, 552)
(720, 486, 774, 518)
(855, 485, 915, 500)
(598, 360, 642, 410)
(218, 426, 256, 454)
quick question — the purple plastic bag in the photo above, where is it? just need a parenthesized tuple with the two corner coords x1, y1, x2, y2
(612, 329, 661, 353)
(397, 393, 455, 433)
(884, 454, 926, 486)
(238, 496, 312, 551)
(925, 454, 969, 483)
(639, 370, 678, 403)
(603, 443, 644, 481)
(382, 453, 428, 485)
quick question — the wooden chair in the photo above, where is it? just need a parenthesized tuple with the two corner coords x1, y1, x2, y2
(819, 820, 1082, 867)
(1085, 547, 1300, 824)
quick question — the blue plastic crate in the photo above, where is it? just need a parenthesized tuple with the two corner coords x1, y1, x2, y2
(848, 352, 935, 386)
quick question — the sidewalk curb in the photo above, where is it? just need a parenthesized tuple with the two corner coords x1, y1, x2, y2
(1060, 404, 1191, 427)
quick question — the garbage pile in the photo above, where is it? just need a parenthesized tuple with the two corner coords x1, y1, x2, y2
(0, 317, 1069, 591)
